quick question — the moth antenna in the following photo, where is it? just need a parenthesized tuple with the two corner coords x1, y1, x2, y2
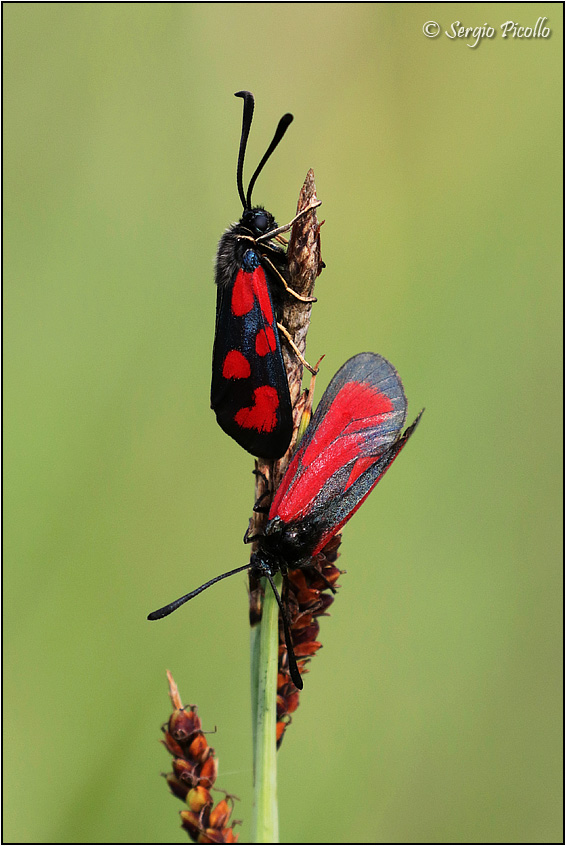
(147, 563, 251, 620)
(234, 90, 255, 210)
(246, 112, 294, 210)
(263, 570, 303, 690)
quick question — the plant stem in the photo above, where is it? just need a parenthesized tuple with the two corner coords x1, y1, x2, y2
(251, 574, 281, 843)
(249, 172, 322, 842)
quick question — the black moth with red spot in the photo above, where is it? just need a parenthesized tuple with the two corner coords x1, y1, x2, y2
(150, 352, 423, 690)
(211, 91, 297, 459)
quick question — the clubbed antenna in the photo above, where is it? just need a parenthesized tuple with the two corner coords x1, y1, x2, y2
(147, 563, 251, 620)
(246, 113, 293, 209)
(147, 557, 303, 688)
(233, 91, 294, 210)
(234, 90, 255, 210)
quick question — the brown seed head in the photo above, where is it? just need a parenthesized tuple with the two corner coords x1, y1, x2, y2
(169, 707, 202, 743)
(187, 786, 213, 813)
(162, 674, 239, 842)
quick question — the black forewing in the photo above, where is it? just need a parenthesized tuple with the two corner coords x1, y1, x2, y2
(211, 263, 293, 459)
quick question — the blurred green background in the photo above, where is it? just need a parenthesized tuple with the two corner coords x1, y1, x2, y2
(4, 3, 562, 843)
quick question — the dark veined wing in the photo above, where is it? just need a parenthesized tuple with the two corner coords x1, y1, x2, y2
(307, 408, 422, 554)
(269, 352, 422, 552)
(211, 263, 293, 458)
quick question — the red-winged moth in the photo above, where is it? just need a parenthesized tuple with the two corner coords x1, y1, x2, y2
(211, 91, 318, 459)
(151, 352, 423, 690)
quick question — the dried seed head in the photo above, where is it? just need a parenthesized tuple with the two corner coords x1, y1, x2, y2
(198, 756, 218, 789)
(187, 786, 213, 813)
(188, 733, 211, 764)
(166, 773, 190, 802)
(162, 730, 186, 759)
(209, 799, 231, 829)
(169, 707, 202, 743)
(173, 758, 198, 788)
(180, 810, 202, 840)
(162, 674, 239, 843)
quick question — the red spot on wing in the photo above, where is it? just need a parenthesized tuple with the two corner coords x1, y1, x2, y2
(251, 267, 274, 322)
(231, 266, 274, 321)
(271, 382, 395, 522)
(255, 326, 277, 357)
(235, 385, 280, 434)
(222, 350, 251, 379)
(232, 269, 255, 316)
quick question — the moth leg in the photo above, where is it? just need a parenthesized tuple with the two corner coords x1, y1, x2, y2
(314, 567, 337, 594)
(252, 466, 269, 487)
(277, 323, 319, 375)
(262, 569, 303, 690)
(256, 200, 322, 242)
(252, 466, 271, 513)
(262, 255, 317, 303)
(244, 523, 264, 544)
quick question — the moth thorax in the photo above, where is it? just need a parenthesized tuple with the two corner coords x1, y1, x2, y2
(242, 249, 261, 272)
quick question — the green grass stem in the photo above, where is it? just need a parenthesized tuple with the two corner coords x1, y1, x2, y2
(250, 575, 281, 843)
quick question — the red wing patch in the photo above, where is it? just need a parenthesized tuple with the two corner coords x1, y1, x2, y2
(255, 326, 277, 356)
(345, 454, 377, 490)
(301, 383, 393, 466)
(252, 267, 275, 322)
(231, 269, 255, 316)
(234, 385, 279, 433)
(231, 267, 275, 321)
(222, 350, 251, 379)
(272, 381, 397, 522)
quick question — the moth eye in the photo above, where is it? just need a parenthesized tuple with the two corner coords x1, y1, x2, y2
(253, 212, 269, 232)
